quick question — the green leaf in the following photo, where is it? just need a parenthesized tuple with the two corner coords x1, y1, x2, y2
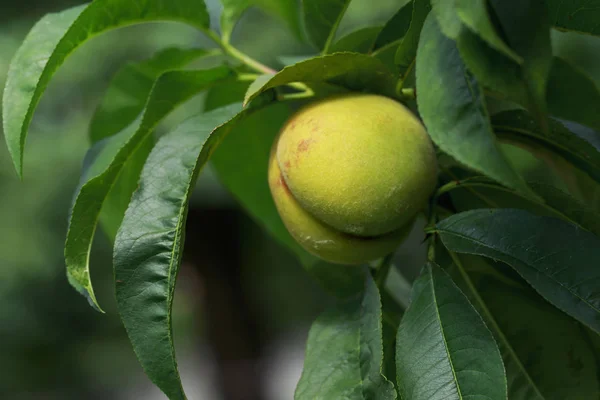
(65, 67, 231, 311)
(448, 254, 598, 399)
(488, 0, 552, 130)
(220, 0, 302, 42)
(98, 135, 154, 243)
(446, 176, 600, 236)
(2, 0, 211, 177)
(395, 262, 507, 400)
(295, 270, 397, 399)
(546, 57, 600, 132)
(455, 0, 521, 63)
(439, 1, 552, 129)
(547, 0, 600, 36)
(480, 274, 600, 399)
(211, 103, 364, 298)
(90, 47, 211, 143)
(329, 26, 382, 54)
(244, 52, 396, 105)
(436, 208, 600, 334)
(303, 0, 351, 52)
(492, 109, 600, 184)
(416, 14, 537, 200)
(395, 0, 431, 79)
(114, 104, 243, 400)
(372, 1, 413, 50)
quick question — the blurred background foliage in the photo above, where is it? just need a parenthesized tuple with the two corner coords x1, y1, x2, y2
(2, 0, 600, 399)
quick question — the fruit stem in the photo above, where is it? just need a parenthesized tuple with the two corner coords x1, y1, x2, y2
(207, 30, 277, 75)
(278, 89, 315, 101)
(400, 88, 416, 99)
(375, 253, 394, 289)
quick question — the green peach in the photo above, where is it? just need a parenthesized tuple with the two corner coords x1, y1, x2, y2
(268, 93, 437, 264)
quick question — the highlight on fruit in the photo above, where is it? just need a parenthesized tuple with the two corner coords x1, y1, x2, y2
(268, 93, 437, 265)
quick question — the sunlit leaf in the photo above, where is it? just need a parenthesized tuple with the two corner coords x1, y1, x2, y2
(2, 0, 211, 176)
(66, 67, 232, 311)
(90, 47, 212, 143)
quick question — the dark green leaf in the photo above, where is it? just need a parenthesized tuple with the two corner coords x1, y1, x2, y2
(329, 26, 382, 54)
(303, 0, 351, 52)
(98, 135, 154, 243)
(455, 0, 521, 62)
(205, 79, 250, 111)
(430, 0, 462, 38)
(295, 271, 397, 399)
(220, 0, 302, 42)
(244, 52, 396, 105)
(90, 47, 211, 143)
(493, 109, 600, 184)
(114, 104, 243, 400)
(448, 254, 598, 399)
(2, 0, 210, 176)
(395, 0, 431, 79)
(455, 27, 528, 104)
(416, 14, 537, 199)
(373, 1, 412, 50)
(446, 176, 600, 236)
(488, 0, 552, 130)
(211, 103, 364, 298)
(396, 262, 506, 400)
(546, 57, 600, 132)
(66, 67, 231, 310)
(547, 0, 600, 36)
(480, 275, 599, 399)
(436, 208, 600, 333)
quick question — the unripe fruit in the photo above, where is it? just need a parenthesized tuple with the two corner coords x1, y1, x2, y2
(268, 93, 437, 264)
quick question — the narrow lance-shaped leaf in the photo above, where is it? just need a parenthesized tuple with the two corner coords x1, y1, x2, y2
(436, 208, 600, 334)
(373, 1, 413, 51)
(445, 176, 600, 236)
(220, 0, 302, 42)
(546, 57, 600, 132)
(488, 0, 552, 130)
(395, 0, 431, 79)
(211, 102, 365, 298)
(114, 104, 243, 400)
(244, 52, 397, 105)
(547, 0, 600, 36)
(396, 262, 507, 400)
(416, 14, 537, 200)
(455, 0, 521, 62)
(448, 254, 598, 399)
(492, 109, 600, 184)
(90, 47, 212, 143)
(303, 0, 352, 52)
(2, 0, 210, 176)
(329, 26, 382, 54)
(295, 270, 397, 399)
(66, 67, 232, 311)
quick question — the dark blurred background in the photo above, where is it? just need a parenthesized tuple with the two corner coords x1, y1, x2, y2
(0, 1, 413, 399)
